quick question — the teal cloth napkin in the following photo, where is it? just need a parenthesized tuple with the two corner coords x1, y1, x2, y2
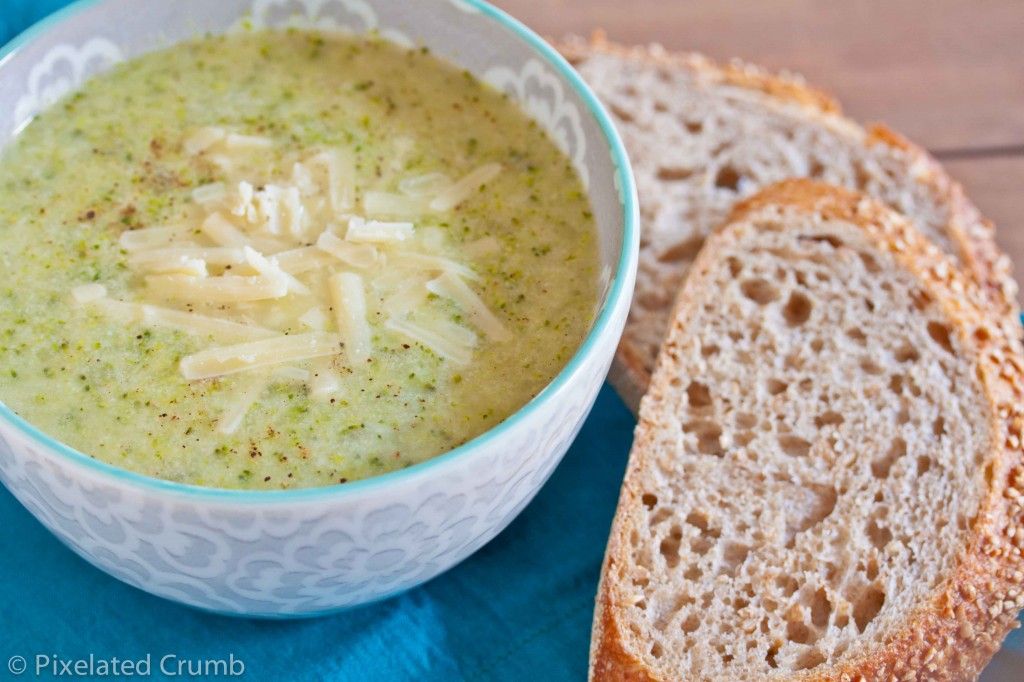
(0, 385, 633, 681)
(0, 3, 1021, 681)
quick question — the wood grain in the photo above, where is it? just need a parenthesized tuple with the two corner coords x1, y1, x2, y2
(495, 0, 1024, 151)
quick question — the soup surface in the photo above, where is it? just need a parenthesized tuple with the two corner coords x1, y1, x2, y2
(0, 30, 599, 489)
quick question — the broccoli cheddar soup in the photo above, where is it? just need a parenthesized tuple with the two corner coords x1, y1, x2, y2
(0, 31, 600, 489)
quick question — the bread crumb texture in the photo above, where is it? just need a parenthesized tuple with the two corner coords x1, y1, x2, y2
(559, 34, 1018, 413)
(592, 181, 1024, 682)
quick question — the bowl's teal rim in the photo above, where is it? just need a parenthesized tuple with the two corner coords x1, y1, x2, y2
(0, 0, 640, 502)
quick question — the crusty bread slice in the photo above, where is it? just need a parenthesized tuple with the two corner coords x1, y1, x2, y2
(591, 180, 1024, 681)
(559, 34, 1019, 413)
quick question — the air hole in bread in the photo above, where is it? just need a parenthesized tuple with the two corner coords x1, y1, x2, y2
(714, 165, 741, 191)
(684, 420, 724, 456)
(681, 613, 700, 633)
(888, 374, 904, 394)
(642, 493, 658, 509)
(795, 649, 826, 671)
(910, 288, 932, 311)
(687, 381, 713, 408)
(650, 641, 664, 659)
(810, 587, 832, 628)
(778, 434, 811, 457)
(660, 525, 683, 567)
(701, 343, 720, 357)
(663, 592, 695, 628)
(866, 518, 893, 550)
(684, 120, 703, 134)
(789, 486, 837, 541)
(735, 412, 757, 429)
(692, 535, 715, 555)
(852, 586, 885, 632)
(722, 543, 750, 575)
(786, 619, 812, 645)
(859, 252, 880, 273)
(653, 99, 668, 113)
(657, 165, 694, 182)
(845, 327, 867, 345)
(801, 234, 844, 249)
(927, 321, 955, 355)
(651, 508, 672, 525)
(808, 159, 825, 178)
(870, 437, 906, 478)
(906, 378, 922, 397)
(814, 411, 844, 428)
(777, 575, 799, 597)
(741, 278, 779, 304)
(658, 235, 703, 262)
(809, 338, 824, 353)
(684, 564, 702, 581)
(685, 510, 710, 532)
(865, 557, 879, 580)
(860, 358, 884, 375)
(894, 343, 920, 363)
(932, 416, 945, 437)
(765, 643, 780, 668)
(767, 378, 788, 395)
(727, 257, 743, 277)
(916, 456, 933, 476)
(609, 101, 634, 122)
(853, 162, 871, 190)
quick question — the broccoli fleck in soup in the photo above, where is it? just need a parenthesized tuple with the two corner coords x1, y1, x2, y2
(0, 30, 600, 489)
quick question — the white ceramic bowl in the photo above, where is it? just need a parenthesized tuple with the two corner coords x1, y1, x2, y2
(0, 0, 638, 617)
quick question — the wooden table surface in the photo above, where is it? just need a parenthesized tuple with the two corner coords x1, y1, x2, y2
(496, 0, 1024, 303)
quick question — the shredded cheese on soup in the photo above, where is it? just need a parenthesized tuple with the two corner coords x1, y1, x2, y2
(74, 130, 510, 432)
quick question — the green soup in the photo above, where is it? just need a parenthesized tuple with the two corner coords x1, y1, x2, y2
(0, 30, 599, 489)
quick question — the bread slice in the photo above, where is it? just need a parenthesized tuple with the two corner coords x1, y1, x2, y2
(591, 180, 1024, 681)
(559, 34, 1019, 413)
